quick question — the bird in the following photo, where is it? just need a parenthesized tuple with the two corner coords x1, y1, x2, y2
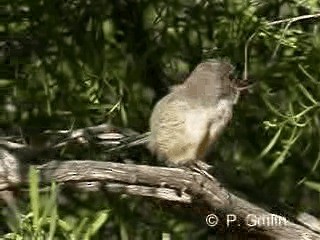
(148, 59, 237, 170)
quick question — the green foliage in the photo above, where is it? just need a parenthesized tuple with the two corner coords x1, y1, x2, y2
(3, 167, 109, 240)
(2, 0, 320, 238)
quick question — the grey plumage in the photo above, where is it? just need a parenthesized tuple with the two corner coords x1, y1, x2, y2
(148, 59, 236, 166)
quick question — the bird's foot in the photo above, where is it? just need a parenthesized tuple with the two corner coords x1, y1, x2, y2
(186, 161, 215, 182)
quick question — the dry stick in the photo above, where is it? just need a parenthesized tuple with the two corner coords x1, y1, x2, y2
(1, 136, 320, 239)
(1, 135, 320, 239)
(0, 160, 314, 239)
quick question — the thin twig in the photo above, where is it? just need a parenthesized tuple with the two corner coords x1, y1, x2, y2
(268, 13, 320, 26)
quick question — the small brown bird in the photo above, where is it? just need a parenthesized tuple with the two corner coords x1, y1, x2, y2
(148, 59, 236, 168)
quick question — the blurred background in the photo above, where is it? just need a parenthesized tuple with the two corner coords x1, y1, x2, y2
(1, 0, 320, 239)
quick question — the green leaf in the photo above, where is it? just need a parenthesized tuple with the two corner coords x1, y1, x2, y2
(267, 127, 301, 175)
(297, 84, 318, 105)
(259, 126, 283, 158)
(84, 210, 110, 238)
(57, 219, 73, 232)
(0, 79, 14, 87)
(29, 167, 40, 229)
(304, 181, 320, 192)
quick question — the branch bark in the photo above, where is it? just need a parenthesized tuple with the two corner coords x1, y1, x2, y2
(1, 153, 319, 239)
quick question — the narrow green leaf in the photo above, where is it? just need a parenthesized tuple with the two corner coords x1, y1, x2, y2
(262, 96, 287, 118)
(304, 181, 320, 192)
(46, 182, 58, 240)
(298, 64, 320, 85)
(85, 210, 109, 238)
(39, 182, 57, 226)
(268, 128, 300, 175)
(74, 217, 89, 239)
(297, 84, 318, 105)
(57, 219, 73, 232)
(120, 221, 129, 240)
(259, 126, 283, 158)
(29, 167, 40, 228)
(121, 105, 128, 126)
(0, 79, 14, 87)
(48, 207, 58, 240)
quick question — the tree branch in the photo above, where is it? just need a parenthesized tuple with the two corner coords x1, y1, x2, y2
(1, 124, 320, 239)
(1, 154, 319, 239)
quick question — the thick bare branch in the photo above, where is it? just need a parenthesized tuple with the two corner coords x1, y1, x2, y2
(1, 155, 319, 239)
